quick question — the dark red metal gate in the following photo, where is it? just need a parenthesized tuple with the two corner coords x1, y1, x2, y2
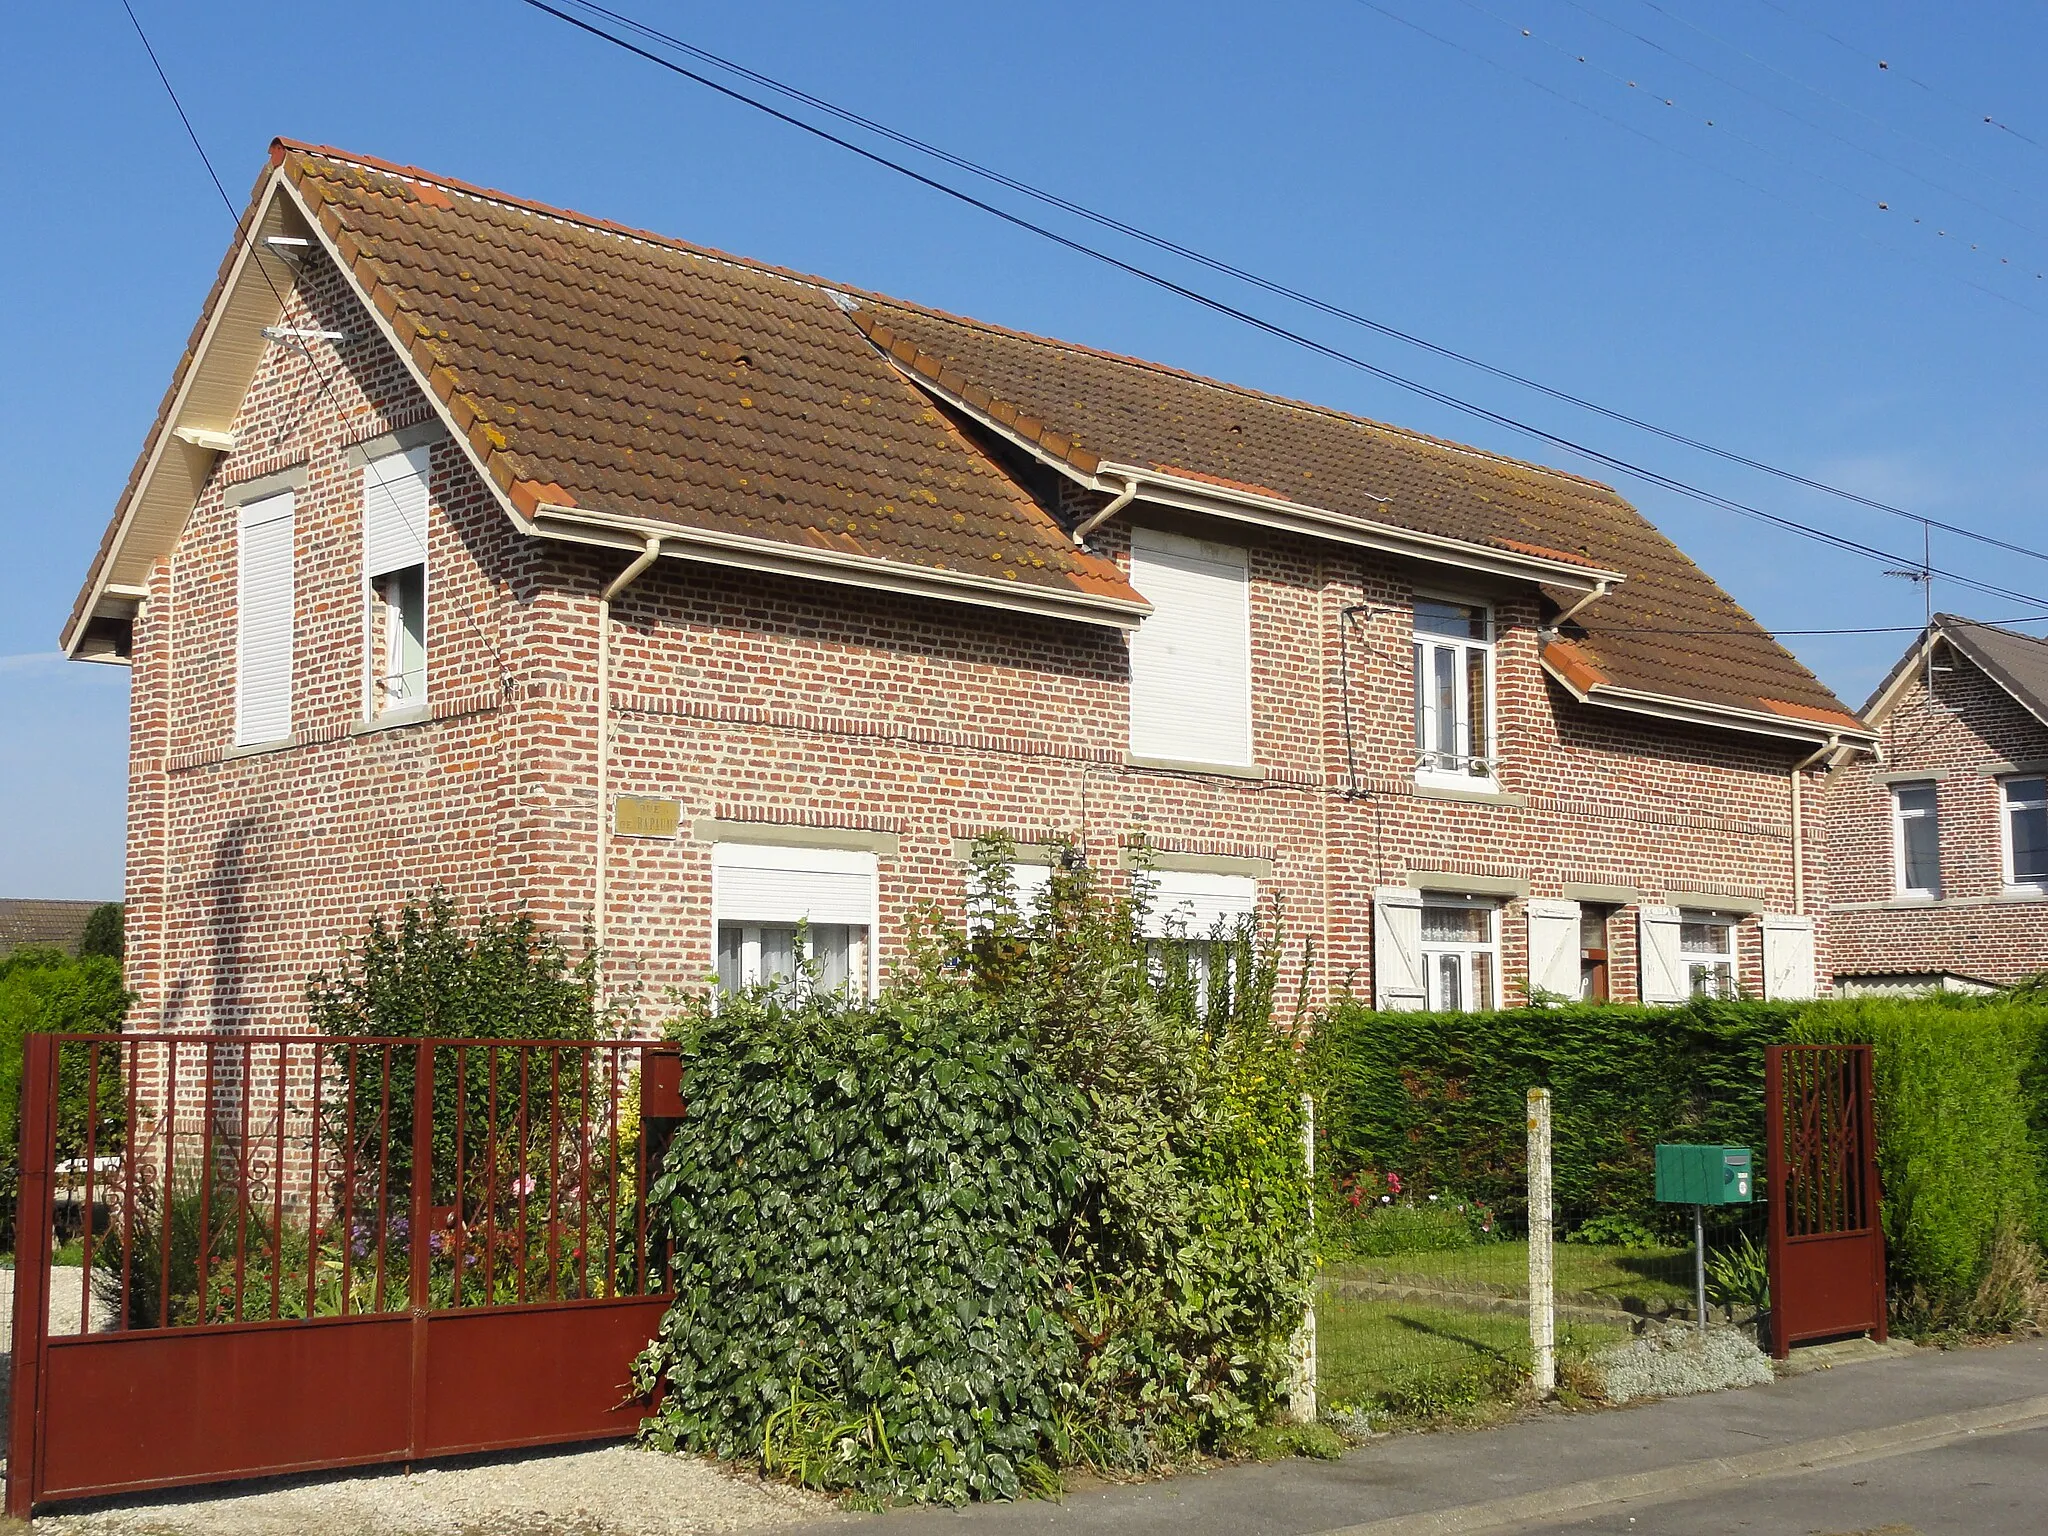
(7, 1033, 678, 1515)
(1764, 1042, 1886, 1358)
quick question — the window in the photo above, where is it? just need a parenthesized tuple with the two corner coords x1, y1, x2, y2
(1413, 599, 1493, 784)
(1141, 868, 1258, 1004)
(1679, 915, 1736, 998)
(712, 843, 876, 998)
(1891, 783, 1941, 897)
(234, 490, 295, 746)
(1579, 907, 1612, 1002)
(1420, 898, 1497, 1011)
(1127, 527, 1252, 766)
(966, 857, 1053, 932)
(2005, 776, 2048, 890)
(363, 446, 430, 717)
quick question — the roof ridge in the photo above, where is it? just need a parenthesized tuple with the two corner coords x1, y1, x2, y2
(856, 294, 1628, 499)
(1937, 612, 2048, 648)
(276, 140, 1625, 502)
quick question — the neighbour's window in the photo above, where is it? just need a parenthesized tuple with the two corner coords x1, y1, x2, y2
(1413, 599, 1493, 784)
(2004, 776, 2048, 889)
(363, 446, 430, 717)
(1126, 527, 1253, 767)
(1578, 907, 1612, 1003)
(1679, 915, 1737, 998)
(1891, 783, 1941, 898)
(1420, 898, 1497, 1011)
(234, 490, 296, 746)
(711, 843, 876, 998)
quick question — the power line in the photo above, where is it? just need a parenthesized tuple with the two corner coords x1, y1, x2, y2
(521, 0, 2048, 594)
(1754, 0, 2042, 152)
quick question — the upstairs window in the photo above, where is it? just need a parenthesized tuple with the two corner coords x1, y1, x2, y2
(363, 446, 430, 716)
(2005, 776, 2048, 890)
(1679, 915, 1736, 998)
(1419, 897, 1497, 1011)
(1127, 527, 1252, 767)
(234, 490, 296, 746)
(1891, 782, 1941, 898)
(1413, 599, 1493, 785)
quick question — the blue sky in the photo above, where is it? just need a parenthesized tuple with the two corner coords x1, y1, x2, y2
(4, 1, 2046, 899)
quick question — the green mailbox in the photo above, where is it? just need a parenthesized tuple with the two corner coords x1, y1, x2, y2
(1655, 1144, 1753, 1206)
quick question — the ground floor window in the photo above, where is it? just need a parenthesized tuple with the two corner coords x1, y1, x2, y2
(1420, 898, 1497, 1011)
(1141, 868, 1258, 1005)
(711, 842, 877, 998)
(1680, 913, 1737, 998)
(1579, 906, 1612, 1002)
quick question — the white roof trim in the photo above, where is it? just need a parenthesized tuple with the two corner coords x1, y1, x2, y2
(1541, 653, 1875, 747)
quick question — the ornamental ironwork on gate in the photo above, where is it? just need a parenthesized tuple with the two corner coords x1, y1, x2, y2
(1764, 1042, 1886, 1358)
(6, 1033, 680, 1515)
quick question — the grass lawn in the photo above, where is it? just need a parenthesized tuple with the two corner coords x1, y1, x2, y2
(1326, 1240, 1694, 1309)
(1317, 1290, 1627, 1407)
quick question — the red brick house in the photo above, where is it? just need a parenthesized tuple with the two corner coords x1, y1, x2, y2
(1825, 615, 2048, 991)
(63, 142, 1875, 1028)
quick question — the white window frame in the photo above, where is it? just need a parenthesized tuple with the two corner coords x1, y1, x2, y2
(1890, 782, 1941, 899)
(1678, 911, 1739, 999)
(1418, 894, 1499, 1012)
(1126, 526, 1254, 768)
(362, 446, 432, 719)
(1412, 596, 1497, 789)
(710, 842, 880, 998)
(2001, 774, 2048, 892)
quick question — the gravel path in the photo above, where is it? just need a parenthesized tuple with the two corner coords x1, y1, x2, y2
(30, 1443, 836, 1536)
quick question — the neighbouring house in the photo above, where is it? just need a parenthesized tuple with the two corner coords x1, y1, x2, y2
(62, 141, 1876, 1030)
(1826, 615, 2048, 992)
(0, 899, 108, 959)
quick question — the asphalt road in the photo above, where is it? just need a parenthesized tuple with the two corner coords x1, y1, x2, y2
(1522, 1421, 2048, 1535)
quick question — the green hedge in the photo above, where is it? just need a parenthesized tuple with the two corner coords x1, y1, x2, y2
(1312, 994, 2048, 1328)
(0, 947, 131, 1216)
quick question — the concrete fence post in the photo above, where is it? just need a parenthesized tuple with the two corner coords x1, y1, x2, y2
(1528, 1087, 1556, 1397)
(1287, 1090, 1318, 1424)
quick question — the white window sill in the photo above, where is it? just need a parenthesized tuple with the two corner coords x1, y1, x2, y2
(351, 705, 432, 736)
(225, 735, 299, 760)
(2001, 884, 2048, 901)
(1124, 753, 1267, 782)
(1412, 778, 1524, 807)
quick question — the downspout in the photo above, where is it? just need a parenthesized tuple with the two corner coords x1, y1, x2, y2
(595, 538, 663, 968)
(1071, 475, 1139, 546)
(1788, 734, 1842, 916)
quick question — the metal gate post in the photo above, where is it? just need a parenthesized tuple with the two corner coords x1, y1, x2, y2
(1860, 1046, 1887, 1342)
(7, 1034, 61, 1518)
(407, 1043, 435, 1461)
(1763, 1044, 1788, 1360)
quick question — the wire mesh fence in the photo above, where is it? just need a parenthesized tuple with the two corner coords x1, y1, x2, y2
(1315, 1114, 1772, 1417)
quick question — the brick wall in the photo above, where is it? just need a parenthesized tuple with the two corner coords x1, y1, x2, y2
(123, 245, 1830, 1031)
(1824, 646, 2048, 985)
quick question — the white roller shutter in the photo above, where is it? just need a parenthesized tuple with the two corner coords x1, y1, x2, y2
(712, 843, 877, 926)
(235, 491, 295, 746)
(1637, 905, 1687, 1004)
(1526, 898, 1582, 1002)
(1372, 886, 1426, 1010)
(1762, 914, 1817, 1001)
(1142, 869, 1258, 938)
(363, 445, 430, 577)
(1127, 527, 1252, 766)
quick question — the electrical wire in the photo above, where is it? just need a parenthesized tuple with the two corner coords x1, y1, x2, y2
(544, 0, 2048, 574)
(516, 0, 2048, 606)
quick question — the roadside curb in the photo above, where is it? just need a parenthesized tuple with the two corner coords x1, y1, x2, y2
(1304, 1392, 2048, 1536)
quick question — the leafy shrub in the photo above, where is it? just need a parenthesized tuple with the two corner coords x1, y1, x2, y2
(1705, 1232, 1769, 1317)
(79, 902, 125, 961)
(1567, 1214, 1662, 1248)
(0, 947, 130, 1221)
(635, 840, 1315, 1503)
(1322, 1180, 1494, 1258)
(1791, 996, 2047, 1331)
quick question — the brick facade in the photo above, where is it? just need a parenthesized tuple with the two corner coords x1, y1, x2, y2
(1825, 645, 2048, 987)
(115, 243, 1834, 1032)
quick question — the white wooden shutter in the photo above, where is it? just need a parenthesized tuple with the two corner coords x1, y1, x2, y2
(1142, 870, 1258, 938)
(235, 491, 295, 746)
(363, 445, 430, 577)
(1127, 527, 1251, 766)
(1762, 914, 1817, 1001)
(712, 843, 877, 926)
(1526, 898, 1582, 1002)
(1637, 905, 1686, 1004)
(1372, 886, 1426, 1010)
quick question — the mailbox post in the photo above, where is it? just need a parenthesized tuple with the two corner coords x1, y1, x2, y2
(1655, 1144, 1754, 1335)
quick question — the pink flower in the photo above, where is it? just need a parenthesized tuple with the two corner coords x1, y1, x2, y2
(1387, 1172, 1403, 1196)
